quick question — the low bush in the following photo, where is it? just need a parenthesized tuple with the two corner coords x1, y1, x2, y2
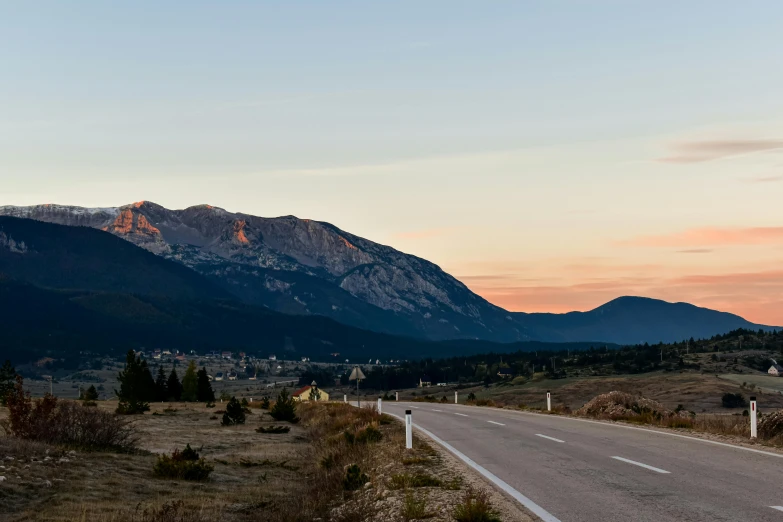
(256, 425, 290, 434)
(260, 396, 271, 410)
(355, 425, 383, 444)
(343, 464, 369, 491)
(474, 399, 495, 407)
(722, 393, 747, 409)
(153, 445, 213, 481)
(1, 376, 138, 451)
(467, 392, 476, 402)
(402, 492, 432, 521)
(452, 489, 501, 522)
(129, 500, 209, 522)
(389, 472, 442, 489)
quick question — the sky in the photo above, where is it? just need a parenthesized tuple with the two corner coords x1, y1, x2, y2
(1, 2, 782, 325)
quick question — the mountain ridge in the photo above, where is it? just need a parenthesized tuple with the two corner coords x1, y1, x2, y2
(0, 202, 776, 345)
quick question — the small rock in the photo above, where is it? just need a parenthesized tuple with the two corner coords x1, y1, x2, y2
(44, 457, 52, 462)
(43, 480, 52, 488)
(58, 458, 69, 463)
(4, 457, 13, 461)
(0, 476, 5, 482)
(53, 478, 64, 483)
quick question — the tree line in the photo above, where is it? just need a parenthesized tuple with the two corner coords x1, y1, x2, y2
(116, 350, 215, 414)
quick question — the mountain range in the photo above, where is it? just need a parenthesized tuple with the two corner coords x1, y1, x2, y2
(0, 202, 777, 349)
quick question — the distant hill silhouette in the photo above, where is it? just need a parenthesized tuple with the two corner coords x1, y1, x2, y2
(515, 296, 777, 344)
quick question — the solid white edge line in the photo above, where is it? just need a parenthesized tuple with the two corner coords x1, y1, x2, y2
(611, 456, 670, 474)
(770, 506, 783, 512)
(487, 420, 505, 426)
(454, 413, 469, 417)
(384, 411, 561, 522)
(536, 434, 565, 443)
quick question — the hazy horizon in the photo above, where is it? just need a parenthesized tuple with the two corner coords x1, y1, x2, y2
(2, 2, 782, 324)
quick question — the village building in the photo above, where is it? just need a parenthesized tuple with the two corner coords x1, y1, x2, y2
(292, 382, 330, 402)
(768, 364, 783, 376)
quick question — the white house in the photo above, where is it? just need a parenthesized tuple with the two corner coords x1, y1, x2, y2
(769, 364, 783, 376)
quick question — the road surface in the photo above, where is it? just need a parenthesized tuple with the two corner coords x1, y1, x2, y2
(379, 401, 783, 521)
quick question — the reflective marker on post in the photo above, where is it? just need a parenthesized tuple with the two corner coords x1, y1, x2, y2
(405, 410, 413, 449)
(378, 397, 382, 415)
(547, 391, 551, 412)
(750, 396, 757, 439)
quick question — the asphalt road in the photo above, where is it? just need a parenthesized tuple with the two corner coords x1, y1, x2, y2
(379, 401, 783, 522)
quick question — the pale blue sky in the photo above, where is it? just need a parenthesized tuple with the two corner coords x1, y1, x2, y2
(2, 2, 783, 322)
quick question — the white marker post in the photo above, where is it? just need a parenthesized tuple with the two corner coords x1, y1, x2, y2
(750, 396, 757, 439)
(546, 391, 551, 412)
(396, 391, 399, 401)
(378, 397, 382, 414)
(344, 394, 347, 404)
(455, 391, 458, 404)
(405, 409, 413, 449)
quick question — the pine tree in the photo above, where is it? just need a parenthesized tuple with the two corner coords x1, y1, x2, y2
(181, 361, 198, 402)
(115, 350, 151, 414)
(140, 360, 157, 402)
(196, 367, 215, 403)
(82, 385, 99, 401)
(0, 359, 17, 406)
(167, 368, 182, 401)
(270, 388, 299, 423)
(155, 366, 168, 402)
(222, 396, 246, 426)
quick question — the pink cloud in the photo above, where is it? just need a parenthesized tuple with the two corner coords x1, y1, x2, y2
(658, 139, 783, 163)
(619, 226, 783, 248)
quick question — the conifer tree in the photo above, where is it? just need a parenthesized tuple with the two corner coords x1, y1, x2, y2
(196, 367, 215, 403)
(167, 368, 182, 401)
(0, 359, 17, 405)
(116, 350, 151, 414)
(82, 384, 99, 401)
(181, 361, 198, 402)
(222, 396, 246, 426)
(155, 366, 168, 402)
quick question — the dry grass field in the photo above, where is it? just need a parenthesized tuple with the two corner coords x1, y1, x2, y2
(0, 399, 529, 522)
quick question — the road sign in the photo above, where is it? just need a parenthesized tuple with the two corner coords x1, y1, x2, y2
(349, 367, 366, 381)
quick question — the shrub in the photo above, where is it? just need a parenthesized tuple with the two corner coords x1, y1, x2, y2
(722, 393, 747, 408)
(205, 401, 215, 408)
(467, 392, 476, 402)
(222, 397, 246, 426)
(1, 376, 138, 451)
(270, 389, 299, 423)
(452, 489, 501, 522)
(355, 425, 383, 444)
(129, 500, 208, 522)
(390, 472, 442, 489)
(153, 446, 213, 481)
(402, 492, 431, 521)
(343, 464, 369, 491)
(256, 425, 290, 434)
(260, 396, 271, 410)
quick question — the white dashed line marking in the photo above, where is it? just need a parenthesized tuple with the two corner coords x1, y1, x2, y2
(611, 456, 670, 474)
(535, 434, 564, 443)
(487, 421, 505, 426)
(770, 506, 783, 512)
(454, 413, 469, 417)
(433, 409, 443, 412)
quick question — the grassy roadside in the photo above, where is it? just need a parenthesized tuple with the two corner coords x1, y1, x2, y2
(0, 399, 526, 521)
